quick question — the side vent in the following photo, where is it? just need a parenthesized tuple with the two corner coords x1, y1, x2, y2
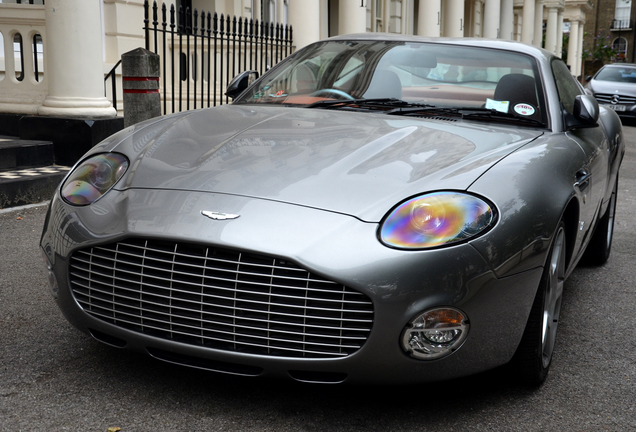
(288, 370, 348, 384)
(147, 347, 263, 377)
(89, 328, 127, 348)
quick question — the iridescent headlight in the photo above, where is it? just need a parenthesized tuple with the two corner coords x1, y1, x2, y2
(61, 153, 129, 205)
(379, 192, 496, 249)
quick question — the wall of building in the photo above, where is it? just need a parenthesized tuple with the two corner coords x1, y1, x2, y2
(0, 0, 595, 118)
(583, 0, 636, 79)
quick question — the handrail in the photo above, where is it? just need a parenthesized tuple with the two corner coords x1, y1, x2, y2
(104, 60, 122, 112)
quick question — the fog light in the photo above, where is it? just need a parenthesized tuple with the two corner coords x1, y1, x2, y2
(401, 307, 469, 360)
(41, 249, 59, 299)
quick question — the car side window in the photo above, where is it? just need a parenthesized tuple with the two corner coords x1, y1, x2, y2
(551, 59, 583, 115)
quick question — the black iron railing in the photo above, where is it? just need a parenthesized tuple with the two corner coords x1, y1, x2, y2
(143, 0, 293, 114)
(611, 19, 632, 31)
(104, 60, 122, 112)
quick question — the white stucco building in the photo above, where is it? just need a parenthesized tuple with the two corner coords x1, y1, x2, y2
(0, 0, 592, 119)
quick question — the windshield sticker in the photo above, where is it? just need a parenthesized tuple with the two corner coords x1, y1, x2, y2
(270, 90, 288, 98)
(485, 98, 509, 113)
(253, 92, 265, 99)
(514, 103, 536, 116)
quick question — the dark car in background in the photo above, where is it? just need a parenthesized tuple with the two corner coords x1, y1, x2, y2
(586, 63, 636, 118)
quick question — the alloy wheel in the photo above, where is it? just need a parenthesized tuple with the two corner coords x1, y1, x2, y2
(541, 226, 566, 369)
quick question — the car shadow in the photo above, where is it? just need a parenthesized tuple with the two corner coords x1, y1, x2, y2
(620, 117, 636, 128)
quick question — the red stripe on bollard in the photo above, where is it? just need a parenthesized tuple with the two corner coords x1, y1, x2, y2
(123, 76, 160, 81)
(123, 89, 160, 94)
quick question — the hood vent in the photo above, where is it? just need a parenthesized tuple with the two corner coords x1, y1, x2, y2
(427, 116, 458, 122)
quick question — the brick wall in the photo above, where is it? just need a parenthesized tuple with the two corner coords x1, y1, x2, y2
(583, 0, 636, 79)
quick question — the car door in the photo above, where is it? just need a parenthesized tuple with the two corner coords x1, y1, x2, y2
(551, 59, 610, 251)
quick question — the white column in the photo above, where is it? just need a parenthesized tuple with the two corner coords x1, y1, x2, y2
(253, 0, 262, 22)
(533, 1, 543, 47)
(442, 0, 464, 37)
(288, 0, 321, 49)
(521, 0, 535, 45)
(319, 0, 329, 39)
(545, 7, 558, 54)
(567, 20, 579, 75)
(500, 0, 514, 40)
(38, 0, 115, 118)
(418, 0, 441, 36)
(576, 22, 585, 77)
(339, 0, 367, 35)
(483, 0, 501, 38)
(556, 10, 564, 58)
(403, 0, 413, 34)
(473, 0, 484, 38)
(513, 8, 521, 41)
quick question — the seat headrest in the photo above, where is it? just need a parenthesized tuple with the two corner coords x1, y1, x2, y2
(493, 73, 541, 121)
(364, 70, 402, 99)
(493, 74, 538, 107)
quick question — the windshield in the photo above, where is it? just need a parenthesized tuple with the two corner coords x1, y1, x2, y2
(234, 40, 545, 124)
(595, 66, 636, 83)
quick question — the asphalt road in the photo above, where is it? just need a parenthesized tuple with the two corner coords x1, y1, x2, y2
(2, 124, 636, 432)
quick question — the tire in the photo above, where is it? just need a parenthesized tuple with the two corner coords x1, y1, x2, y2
(582, 179, 618, 266)
(511, 221, 566, 386)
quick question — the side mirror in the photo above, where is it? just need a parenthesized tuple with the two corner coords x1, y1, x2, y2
(565, 95, 600, 130)
(225, 70, 259, 99)
(574, 94, 600, 124)
(585, 75, 592, 82)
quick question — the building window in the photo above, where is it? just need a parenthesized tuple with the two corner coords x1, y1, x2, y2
(176, 0, 193, 34)
(614, 0, 632, 29)
(260, 0, 287, 25)
(177, 0, 193, 13)
(373, 0, 383, 32)
(262, 0, 276, 23)
(613, 37, 628, 61)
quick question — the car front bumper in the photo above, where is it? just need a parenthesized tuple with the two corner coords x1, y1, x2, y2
(41, 188, 542, 384)
(599, 102, 636, 117)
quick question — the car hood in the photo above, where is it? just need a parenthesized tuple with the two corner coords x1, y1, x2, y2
(109, 105, 543, 222)
(589, 79, 636, 96)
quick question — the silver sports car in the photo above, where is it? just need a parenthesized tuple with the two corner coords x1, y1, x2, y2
(41, 34, 624, 386)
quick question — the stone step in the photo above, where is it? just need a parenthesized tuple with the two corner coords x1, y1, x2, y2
(0, 136, 55, 170)
(0, 165, 70, 209)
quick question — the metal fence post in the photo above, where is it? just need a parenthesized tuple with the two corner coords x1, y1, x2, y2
(122, 48, 162, 128)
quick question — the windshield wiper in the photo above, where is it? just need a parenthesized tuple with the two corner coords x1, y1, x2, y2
(460, 108, 546, 127)
(307, 99, 545, 127)
(386, 106, 546, 127)
(307, 98, 434, 110)
(386, 106, 461, 116)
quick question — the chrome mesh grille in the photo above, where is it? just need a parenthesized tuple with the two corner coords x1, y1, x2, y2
(69, 239, 374, 358)
(595, 93, 636, 104)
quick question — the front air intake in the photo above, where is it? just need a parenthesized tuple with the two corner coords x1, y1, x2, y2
(69, 239, 374, 358)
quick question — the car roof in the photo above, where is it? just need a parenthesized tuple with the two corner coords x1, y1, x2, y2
(600, 63, 636, 68)
(325, 33, 555, 61)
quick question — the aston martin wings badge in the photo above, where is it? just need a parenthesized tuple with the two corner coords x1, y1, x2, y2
(201, 211, 240, 220)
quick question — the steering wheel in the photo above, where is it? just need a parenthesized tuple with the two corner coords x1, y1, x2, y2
(310, 88, 354, 100)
